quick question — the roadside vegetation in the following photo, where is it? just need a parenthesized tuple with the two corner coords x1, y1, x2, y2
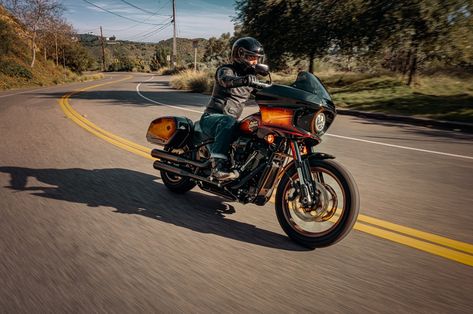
(2, 0, 470, 121)
(169, 0, 473, 123)
(328, 74, 473, 122)
(0, 1, 100, 90)
(170, 68, 473, 122)
(170, 70, 213, 93)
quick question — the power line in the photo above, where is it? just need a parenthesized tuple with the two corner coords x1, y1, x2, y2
(81, 0, 168, 26)
(106, 2, 172, 33)
(136, 22, 172, 40)
(106, 16, 171, 33)
(133, 22, 172, 42)
(118, 0, 168, 16)
(122, 20, 171, 39)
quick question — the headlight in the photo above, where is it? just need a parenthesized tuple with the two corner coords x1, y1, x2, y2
(314, 112, 326, 133)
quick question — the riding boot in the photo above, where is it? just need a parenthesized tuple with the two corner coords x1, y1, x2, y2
(211, 158, 239, 181)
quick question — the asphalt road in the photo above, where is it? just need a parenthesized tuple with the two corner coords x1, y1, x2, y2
(0, 73, 472, 313)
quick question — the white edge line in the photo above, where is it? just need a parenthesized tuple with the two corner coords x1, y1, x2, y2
(326, 134, 473, 160)
(0, 75, 111, 99)
(136, 76, 473, 161)
(0, 87, 47, 98)
(136, 76, 204, 114)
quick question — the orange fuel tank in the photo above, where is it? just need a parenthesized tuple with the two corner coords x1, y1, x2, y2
(239, 113, 261, 134)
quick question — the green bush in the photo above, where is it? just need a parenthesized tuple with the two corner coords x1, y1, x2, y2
(0, 60, 33, 79)
(160, 66, 187, 75)
(64, 43, 94, 74)
(0, 19, 14, 55)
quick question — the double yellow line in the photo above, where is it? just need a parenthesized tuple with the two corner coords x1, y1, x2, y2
(59, 75, 473, 267)
(59, 75, 153, 160)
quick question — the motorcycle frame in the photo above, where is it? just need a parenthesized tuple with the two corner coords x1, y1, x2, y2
(225, 134, 334, 206)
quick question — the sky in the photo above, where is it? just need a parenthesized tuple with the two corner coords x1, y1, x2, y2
(61, 0, 237, 42)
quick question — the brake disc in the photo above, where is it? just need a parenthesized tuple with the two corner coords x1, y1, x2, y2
(288, 181, 336, 222)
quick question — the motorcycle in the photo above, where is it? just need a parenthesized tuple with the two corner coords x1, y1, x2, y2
(146, 65, 359, 248)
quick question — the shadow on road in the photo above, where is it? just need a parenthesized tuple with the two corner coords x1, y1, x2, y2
(37, 79, 259, 110)
(0, 166, 307, 251)
(39, 89, 204, 108)
(346, 116, 473, 141)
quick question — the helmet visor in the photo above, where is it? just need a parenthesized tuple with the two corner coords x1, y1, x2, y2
(239, 47, 265, 65)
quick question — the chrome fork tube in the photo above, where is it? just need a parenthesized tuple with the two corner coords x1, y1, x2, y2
(289, 140, 315, 206)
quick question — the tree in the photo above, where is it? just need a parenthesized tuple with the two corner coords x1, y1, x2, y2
(235, 0, 473, 79)
(63, 42, 93, 73)
(235, 0, 290, 70)
(150, 46, 170, 70)
(203, 32, 232, 67)
(357, 0, 473, 84)
(2, 0, 63, 67)
(235, 0, 347, 72)
(0, 12, 16, 55)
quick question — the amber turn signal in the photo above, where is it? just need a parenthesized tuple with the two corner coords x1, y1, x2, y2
(148, 117, 176, 141)
(301, 145, 308, 155)
(265, 133, 275, 144)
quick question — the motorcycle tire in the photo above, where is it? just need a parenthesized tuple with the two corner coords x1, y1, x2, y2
(161, 170, 196, 194)
(160, 147, 197, 194)
(275, 158, 359, 249)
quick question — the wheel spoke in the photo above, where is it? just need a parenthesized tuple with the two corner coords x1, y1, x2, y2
(314, 171, 325, 184)
(283, 166, 345, 237)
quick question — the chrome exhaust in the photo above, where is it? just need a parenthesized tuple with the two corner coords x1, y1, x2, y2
(151, 149, 210, 168)
(153, 160, 220, 187)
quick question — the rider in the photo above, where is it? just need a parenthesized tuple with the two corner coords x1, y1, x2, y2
(200, 37, 265, 181)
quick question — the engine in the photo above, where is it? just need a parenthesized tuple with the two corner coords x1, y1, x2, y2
(230, 137, 267, 174)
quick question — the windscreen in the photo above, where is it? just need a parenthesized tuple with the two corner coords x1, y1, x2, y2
(291, 71, 332, 101)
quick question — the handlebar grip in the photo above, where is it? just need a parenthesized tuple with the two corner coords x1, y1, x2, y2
(253, 81, 271, 89)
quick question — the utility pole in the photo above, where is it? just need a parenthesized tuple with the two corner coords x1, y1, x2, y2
(55, 32, 58, 66)
(100, 26, 106, 71)
(193, 40, 198, 72)
(62, 47, 66, 68)
(172, 0, 177, 68)
(63, 46, 66, 79)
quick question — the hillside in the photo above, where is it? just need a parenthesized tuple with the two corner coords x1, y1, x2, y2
(80, 34, 208, 72)
(0, 5, 99, 90)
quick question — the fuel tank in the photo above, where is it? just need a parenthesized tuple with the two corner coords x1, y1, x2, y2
(238, 113, 261, 134)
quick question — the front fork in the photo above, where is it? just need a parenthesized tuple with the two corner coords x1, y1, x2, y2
(289, 140, 318, 207)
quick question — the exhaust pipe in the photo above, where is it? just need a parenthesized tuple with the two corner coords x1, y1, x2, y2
(151, 149, 210, 168)
(153, 160, 220, 187)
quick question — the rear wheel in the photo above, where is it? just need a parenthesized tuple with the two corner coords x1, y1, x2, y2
(275, 158, 359, 248)
(160, 147, 196, 194)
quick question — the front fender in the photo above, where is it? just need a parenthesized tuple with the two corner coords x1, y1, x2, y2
(305, 152, 335, 160)
(276, 152, 335, 182)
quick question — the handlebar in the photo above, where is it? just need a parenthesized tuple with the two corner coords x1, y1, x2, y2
(253, 81, 271, 89)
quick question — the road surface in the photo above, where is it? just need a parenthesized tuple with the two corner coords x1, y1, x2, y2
(0, 73, 472, 312)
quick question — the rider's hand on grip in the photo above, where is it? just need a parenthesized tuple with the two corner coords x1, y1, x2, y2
(244, 74, 259, 87)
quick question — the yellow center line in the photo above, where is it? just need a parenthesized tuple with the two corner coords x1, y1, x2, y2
(58, 75, 155, 160)
(58, 75, 473, 267)
(357, 214, 473, 255)
(353, 222, 473, 266)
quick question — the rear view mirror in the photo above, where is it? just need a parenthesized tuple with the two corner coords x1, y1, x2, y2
(255, 64, 270, 76)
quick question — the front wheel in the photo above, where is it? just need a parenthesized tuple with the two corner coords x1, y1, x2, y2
(275, 158, 359, 248)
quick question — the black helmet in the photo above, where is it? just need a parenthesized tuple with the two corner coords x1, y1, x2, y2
(231, 37, 265, 69)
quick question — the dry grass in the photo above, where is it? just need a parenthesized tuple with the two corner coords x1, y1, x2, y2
(326, 73, 473, 122)
(78, 73, 105, 82)
(168, 68, 473, 122)
(0, 57, 105, 91)
(170, 70, 214, 93)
